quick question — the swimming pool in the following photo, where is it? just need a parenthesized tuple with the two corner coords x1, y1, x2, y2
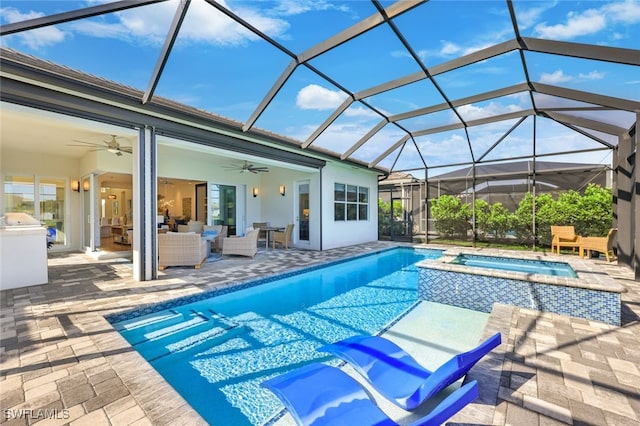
(451, 253, 578, 278)
(109, 247, 444, 425)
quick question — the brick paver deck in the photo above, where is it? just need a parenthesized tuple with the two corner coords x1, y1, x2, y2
(1, 242, 638, 425)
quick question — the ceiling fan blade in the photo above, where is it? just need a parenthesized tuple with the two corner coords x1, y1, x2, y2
(68, 140, 102, 147)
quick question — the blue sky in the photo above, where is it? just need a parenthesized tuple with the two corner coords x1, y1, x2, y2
(1, 0, 639, 173)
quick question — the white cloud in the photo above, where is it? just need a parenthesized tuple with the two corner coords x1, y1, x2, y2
(603, 0, 640, 24)
(440, 41, 460, 56)
(344, 105, 381, 119)
(577, 71, 605, 80)
(438, 40, 498, 58)
(296, 84, 348, 110)
(270, 0, 351, 17)
(515, 3, 555, 30)
(112, 0, 289, 46)
(534, 0, 640, 40)
(535, 8, 606, 39)
(539, 69, 605, 84)
(0, 7, 66, 49)
(456, 102, 522, 122)
(539, 70, 572, 84)
(2, 0, 291, 49)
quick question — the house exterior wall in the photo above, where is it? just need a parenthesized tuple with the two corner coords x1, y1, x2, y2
(320, 161, 380, 250)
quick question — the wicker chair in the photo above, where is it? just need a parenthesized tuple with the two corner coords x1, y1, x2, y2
(253, 222, 268, 246)
(222, 228, 260, 258)
(213, 225, 228, 252)
(272, 224, 294, 249)
(580, 228, 617, 262)
(550, 225, 581, 255)
(158, 232, 208, 270)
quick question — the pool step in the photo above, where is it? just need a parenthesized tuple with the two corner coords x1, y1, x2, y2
(146, 323, 249, 362)
(113, 309, 183, 333)
(116, 309, 247, 361)
(119, 310, 214, 346)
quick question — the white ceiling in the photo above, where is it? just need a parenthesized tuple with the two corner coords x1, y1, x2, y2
(0, 102, 137, 159)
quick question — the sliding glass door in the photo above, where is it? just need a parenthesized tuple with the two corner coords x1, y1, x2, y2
(209, 184, 237, 235)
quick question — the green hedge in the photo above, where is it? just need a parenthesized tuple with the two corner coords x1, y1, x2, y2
(430, 184, 613, 246)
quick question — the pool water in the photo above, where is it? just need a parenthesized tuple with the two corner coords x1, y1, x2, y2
(451, 253, 578, 278)
(110, 248, 447, 425)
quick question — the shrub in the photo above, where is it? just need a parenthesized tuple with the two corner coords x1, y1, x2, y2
(431, 195, 470, 238)
(429, 184, 613, 246)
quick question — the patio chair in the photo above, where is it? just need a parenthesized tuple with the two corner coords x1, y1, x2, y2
(222, 228, 260, 258)
(212, 225, 228, 252)
(253, 222, 268, 245)
(272, 224, 294, 249)
(580, 228, 617, 262)
(550, 225, 581, 255)
(318, 332, 501, 410)
(262, 363, 479, 426)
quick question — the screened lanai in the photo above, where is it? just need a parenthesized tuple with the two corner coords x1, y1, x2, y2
(379, 161, 611, 242)
(1, 0, 639, 274)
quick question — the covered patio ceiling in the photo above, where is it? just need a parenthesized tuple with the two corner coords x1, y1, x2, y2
(1, 0, 638, 176)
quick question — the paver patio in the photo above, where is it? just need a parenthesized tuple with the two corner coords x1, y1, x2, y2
(1, 242, 638, 425)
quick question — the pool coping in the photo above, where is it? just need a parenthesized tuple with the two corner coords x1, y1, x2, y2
(105, 245, 442, 324)
(416, 248, 626, 294)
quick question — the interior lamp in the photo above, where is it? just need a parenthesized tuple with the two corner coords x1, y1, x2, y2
(83, 180, 90, 191)
(71, 180, 80, 192)
(279, 185, 286, 196)
(253, 187, 259, 197)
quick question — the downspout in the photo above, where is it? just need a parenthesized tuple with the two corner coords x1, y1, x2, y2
(319, 167, 323, 251)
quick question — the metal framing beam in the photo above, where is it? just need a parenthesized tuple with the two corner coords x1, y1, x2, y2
(521, 37, 640, 66)
(142, 0, 191, 104)
(0, 0, 168, 36)
(342, 118, 388, 160)
(532, 82, 640, 112)
(543, 111, 628, 135)
(302, 97, 354, 149)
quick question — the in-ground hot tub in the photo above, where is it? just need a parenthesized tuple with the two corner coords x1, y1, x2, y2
(416, 250, 626, 325)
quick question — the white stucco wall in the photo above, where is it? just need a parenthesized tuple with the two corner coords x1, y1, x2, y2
(320, 161, 380, 250)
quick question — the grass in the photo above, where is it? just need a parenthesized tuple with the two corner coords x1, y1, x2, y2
(415, 237, 554, 253)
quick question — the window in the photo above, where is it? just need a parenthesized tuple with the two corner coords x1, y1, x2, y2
(334, 183, 368, 221)
(3, 175, 68, 247)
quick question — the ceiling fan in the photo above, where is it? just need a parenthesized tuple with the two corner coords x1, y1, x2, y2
(224, 160, 269, 174)
(67, 135, 132, 156)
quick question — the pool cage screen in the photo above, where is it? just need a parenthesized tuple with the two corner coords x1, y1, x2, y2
(378, 161, 610, 246)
